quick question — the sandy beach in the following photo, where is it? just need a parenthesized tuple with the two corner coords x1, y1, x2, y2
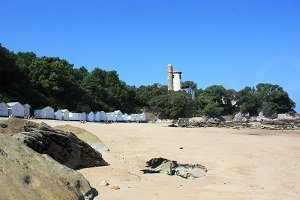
(33, 120, 300, 200)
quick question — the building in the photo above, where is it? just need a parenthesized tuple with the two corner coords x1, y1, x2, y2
(182, 88, 196, 100)
(23, 104, 31, 118)
(61, 109, 70, 121)
(106, 112, 116, 122)
(167, 64, 195, 100)
(87, 111, 95, 122)
(34, 106, 54, 119)
(123, 113, 128, 122)
(114, 110, 123, 122)
(0, 102, 8, 117)
(7, 102, 25, 117)
(69, 112, 82, 121)
(55, 109, 63, 120)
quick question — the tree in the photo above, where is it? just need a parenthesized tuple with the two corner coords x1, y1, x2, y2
(181, 81, 197, 90)
(237, 87, 260, 116)
(255, 83, 295, 115)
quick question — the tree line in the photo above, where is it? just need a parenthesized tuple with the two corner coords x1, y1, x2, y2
(0, 44, 296, 118)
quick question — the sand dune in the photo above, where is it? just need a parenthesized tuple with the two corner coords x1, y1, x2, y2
(32, 120, 300, 200)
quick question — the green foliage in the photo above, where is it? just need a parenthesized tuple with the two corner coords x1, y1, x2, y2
(0, 44, 296, 119)
(203, 102, 224, 117)
(194, 85, 236, 116)
(182, 81, 197, 90)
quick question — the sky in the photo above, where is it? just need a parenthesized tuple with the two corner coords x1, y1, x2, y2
(1, 0, 299, 112)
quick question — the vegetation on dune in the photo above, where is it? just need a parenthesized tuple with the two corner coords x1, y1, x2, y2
(0, 44, 296, 119)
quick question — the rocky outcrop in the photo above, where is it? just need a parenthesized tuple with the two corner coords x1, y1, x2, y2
(55, 125, 109, 153)
(14, 122, 108, 170)
(0, 134, 96, 200)
(176, 116, 300, 130)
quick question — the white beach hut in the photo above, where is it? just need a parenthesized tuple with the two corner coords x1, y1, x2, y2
(34, 106, 54, 119)
(88, 111, 95, 122)
(99, 111, 107, 122)
(55, 109, 63, 120)
(123, 113, 128, 122)
(114, 110, 123, 122)
(94, 111, 101, 122)
(95, 111, 107, 122)
(128, 114, 137, 122)
(140, 113, 146, 122)
(7, 102, 25, 118)
(23, 104, 31, 118)
(61, 109, 69, 121)
(106, 112, 116, 122)
(69, 112, 81, 121)
(81, 112, 87, 121)
(0, 102, 8, 117)
(135, 114, 142, 123)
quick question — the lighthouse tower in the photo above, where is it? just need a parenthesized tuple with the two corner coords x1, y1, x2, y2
(167, 64, 182, 91)
(167, 64, 174, 91)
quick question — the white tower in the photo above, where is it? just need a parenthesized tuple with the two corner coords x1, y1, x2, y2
(173, 71, 182, 91)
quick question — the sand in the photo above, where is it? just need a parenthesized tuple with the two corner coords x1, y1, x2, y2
(32, 120, 300, 199)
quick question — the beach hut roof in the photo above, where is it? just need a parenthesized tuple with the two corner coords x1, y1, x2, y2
(7, 102, 20, 107)
(43, 106, 53, 110)
(61, 109, 69, 112)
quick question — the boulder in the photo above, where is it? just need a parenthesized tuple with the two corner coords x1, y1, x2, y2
(178, 118, 190, 127)
(55, 125, 109, 153)
(141, 157, 207, 179)
(233, 113, 249, 122)
(14, 122, 108, 170)
(0, 134, 96, 200)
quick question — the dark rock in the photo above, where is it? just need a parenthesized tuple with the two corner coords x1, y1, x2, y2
(0, 124, 8, 128)
(178, 118, 190, 127)
(142, 157, 207, 179)
(14, 122, 108, 170)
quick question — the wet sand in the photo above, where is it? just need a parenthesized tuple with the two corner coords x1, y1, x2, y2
(35, 120, 300, 200)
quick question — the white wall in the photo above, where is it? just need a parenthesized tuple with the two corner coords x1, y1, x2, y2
(0, 103, 8, 117)
(173, 72, 182, 91)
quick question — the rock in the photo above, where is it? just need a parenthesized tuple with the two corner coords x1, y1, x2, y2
(277, 113, 296, 120)
(14, 122, 108, 170)
(141, 157, 207, 179)
(0, 118, 39, 135)
(168, 124, 177, 127)
(0, 123, 8, 128)
(54, 125, 109, 153)
(250, 122, 262, 129)
(100, 180, 109, 187)
(233, 113, 249, 122)
(110, 186, 120, 190)
(189, 117, 208, 123)
(178, 118, 190, 127)
(0, 134, 96, 200)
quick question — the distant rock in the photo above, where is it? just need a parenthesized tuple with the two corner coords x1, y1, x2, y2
(14, 122, 108, 170)
(277, 113, 296, 120)
(178, 118, 190, 127)
(233, 113, 249, 122)
(0, 134, 96, 200)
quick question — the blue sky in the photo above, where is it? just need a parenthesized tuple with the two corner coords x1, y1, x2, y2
(1, 0, 299, 112)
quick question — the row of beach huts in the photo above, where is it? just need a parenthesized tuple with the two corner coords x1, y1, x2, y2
(0, 102, 146, 123)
